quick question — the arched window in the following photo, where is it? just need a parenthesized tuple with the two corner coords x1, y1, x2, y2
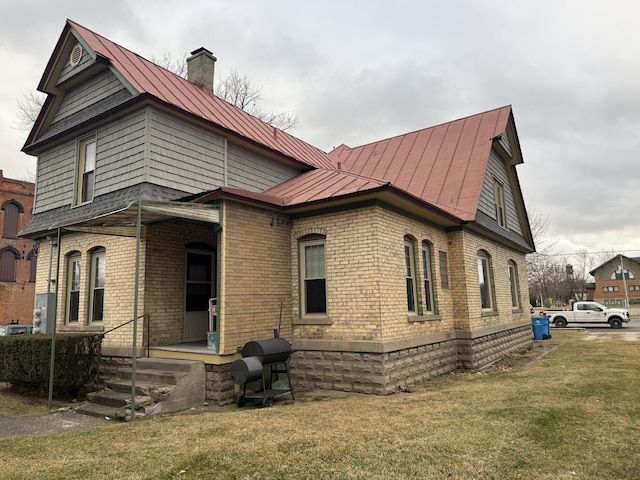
(66, 252, 82, 323)
(89, 248, 106, 323)
(611, 268, 635, 280)
(0, 247, 20, 281)
(27, 249, 37, 283)
(404, 236, 418, 313)
(478, 250, 495, 311)
(2, 200, 23, 238)
(421, 241, 436, 314)
(508, 260, 521, 309)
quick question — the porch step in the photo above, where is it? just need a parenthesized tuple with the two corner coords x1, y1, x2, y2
(76, 358, 205, 421)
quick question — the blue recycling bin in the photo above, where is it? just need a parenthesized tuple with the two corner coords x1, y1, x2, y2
(531, 317, 550, 340)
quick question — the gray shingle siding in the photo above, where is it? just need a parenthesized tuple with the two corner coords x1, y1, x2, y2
(227, 142, 302, 192)
(53, 69, 128, 124)
(477, 149, 523, 236)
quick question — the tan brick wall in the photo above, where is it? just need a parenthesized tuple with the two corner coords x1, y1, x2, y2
(451, 229, 530, 331)
(35, 231, 144, 349)
(290, 205, 467, 343)
(219, 200, 292, 354)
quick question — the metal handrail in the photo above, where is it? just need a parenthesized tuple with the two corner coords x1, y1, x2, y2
(95, 313, 149, 390)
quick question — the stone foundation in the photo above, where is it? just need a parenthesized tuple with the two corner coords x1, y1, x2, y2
(205, 363, 235, 406)
(456, 324, 533, 369)
(291, 339, 459, 395)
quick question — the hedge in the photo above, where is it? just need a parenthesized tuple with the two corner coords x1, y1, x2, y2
(0, 334, 102, 396)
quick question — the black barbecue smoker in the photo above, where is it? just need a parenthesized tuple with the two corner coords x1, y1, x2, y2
(230, 337, 295, 407)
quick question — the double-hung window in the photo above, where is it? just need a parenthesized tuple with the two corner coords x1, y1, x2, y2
(478, 251, 495, 311)
(300, 237, 326, 315)
(90, 249, 106, 323)
(508, 260, 521, 309)
(404, 237, 418, 313)
(67, 254, 81, 323)
(77, 136, 96, 204)
(422, 242, 435, 314)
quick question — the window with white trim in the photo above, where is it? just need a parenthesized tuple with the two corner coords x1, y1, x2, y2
(76, 136, 96, 204)
(89, 249, 105, 323)
(300, 237, 326, 315)
(422, 242, 436, 314)
(478, 251, 495, 310)
(66, 254, 81, 323)
(508, 260, 521, 309)
(404, 237, 418, 313)
(611, 268, 635, 280)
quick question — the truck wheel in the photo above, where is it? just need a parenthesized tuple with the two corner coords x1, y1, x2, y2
(554, 317, 567, 328)
(609, 318, 622, 329)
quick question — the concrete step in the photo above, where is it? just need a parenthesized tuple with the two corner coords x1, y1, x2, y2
(105, 378, 167, 395)
(76, 402, 122, 420)
(86, 390, 154, 409)
(134, 358, 203, 373)
(117, 368, 186, 385)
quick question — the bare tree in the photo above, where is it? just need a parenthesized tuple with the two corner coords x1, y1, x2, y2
(215, 69, 298, 131)
(14, 91, 45, 132)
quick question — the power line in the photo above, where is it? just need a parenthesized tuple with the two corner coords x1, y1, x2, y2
(529, 249, 640, 258)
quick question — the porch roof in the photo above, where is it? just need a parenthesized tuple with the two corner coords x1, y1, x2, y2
(52, 200, 220, 236)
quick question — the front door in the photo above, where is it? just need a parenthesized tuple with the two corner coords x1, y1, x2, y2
(184, 250, 214, 342)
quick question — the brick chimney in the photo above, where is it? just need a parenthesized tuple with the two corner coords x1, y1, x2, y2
(186, 47, 216, 91)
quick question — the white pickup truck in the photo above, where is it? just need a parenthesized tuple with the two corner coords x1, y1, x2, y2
(546, 301, 630, 329)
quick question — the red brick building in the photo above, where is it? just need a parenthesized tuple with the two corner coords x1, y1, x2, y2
(589, 255, 640, 307)
(0, 170, 36, 324)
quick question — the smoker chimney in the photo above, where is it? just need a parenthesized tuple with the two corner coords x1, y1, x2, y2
(186, 47, 216, 91)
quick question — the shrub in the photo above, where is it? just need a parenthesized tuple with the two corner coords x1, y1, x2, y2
(0, 334, 102, 395)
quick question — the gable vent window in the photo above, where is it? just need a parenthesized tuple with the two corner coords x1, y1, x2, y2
(70, 44, 83, 67)
(493, 180, 507, 229)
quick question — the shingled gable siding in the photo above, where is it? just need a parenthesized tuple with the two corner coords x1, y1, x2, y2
(226, 142, 302, 192)
(57, 40, 94, 85)
(219, 200, 292, 354)
(52, 70, 129, 125)
(478, 149, 523, 235)
(33, 109, 147, 213)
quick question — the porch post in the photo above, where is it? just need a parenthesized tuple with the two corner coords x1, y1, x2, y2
(47, 227, 61, 410)
(130, 200, 142, 422)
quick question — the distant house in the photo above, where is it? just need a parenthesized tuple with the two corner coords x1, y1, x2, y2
(589, 255, 640, 307)
(20, 20, 535, 405)
(0, 170, 36, 324)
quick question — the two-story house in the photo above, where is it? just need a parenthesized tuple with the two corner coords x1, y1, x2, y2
(21, 20, 535, 406)
(0, 171, 36, 324)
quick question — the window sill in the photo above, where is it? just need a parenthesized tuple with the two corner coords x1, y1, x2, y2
(512, 308, 523, 313)
(408, 314, 442, 323)
(60, 324, 105, 333)
(293, 315, 332, 325)
(481, 310, 498, 318)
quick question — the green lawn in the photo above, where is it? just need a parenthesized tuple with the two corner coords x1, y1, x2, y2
(1, 330, 639, 479)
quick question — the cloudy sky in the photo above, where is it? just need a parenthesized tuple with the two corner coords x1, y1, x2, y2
(1, 0, 638, 265)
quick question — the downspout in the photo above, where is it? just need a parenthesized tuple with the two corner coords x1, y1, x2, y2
(131, 200, 142, 422)
(47, 236, 53, 293)
(47, 228, 61, 410)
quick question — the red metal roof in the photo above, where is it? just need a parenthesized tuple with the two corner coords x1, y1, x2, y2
(61, 20, 334, 170)
(328, 106, 513, 221)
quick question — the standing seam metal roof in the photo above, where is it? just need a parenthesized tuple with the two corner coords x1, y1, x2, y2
(62, 20, 335, 170)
